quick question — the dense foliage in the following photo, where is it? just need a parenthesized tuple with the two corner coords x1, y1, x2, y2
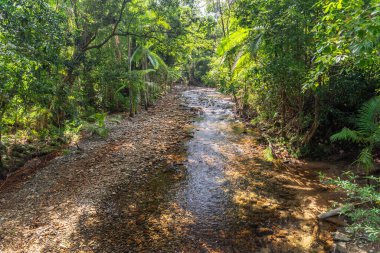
(206, 0, 379, 158)
(205, 0, 379, 242)
(0, 0, 379, 241)
(331, 96, 380, 174)
(324, 173, 380, 242)
(0, 0, 215, 175)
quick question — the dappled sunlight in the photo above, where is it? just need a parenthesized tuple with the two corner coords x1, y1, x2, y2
(0, 201, 100, 252)
(0, 88, 340, 252)
(282, 184, 315, 191)
(232, 189, 281, 214)
(1, 0, 378, 250)
(161, 88, 335, 252)
(147, 202, 195, 239)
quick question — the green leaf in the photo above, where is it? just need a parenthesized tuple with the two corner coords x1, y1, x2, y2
(330, 127, 362, 143)
(357, 96, 380, 135)
(217, 28, 250, 56)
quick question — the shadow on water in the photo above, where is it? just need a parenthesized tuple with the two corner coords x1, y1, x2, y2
(66, 88, 334, 252)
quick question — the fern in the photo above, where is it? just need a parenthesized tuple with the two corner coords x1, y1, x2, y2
(331, 96, 380, 172)
(358, 147, 375, 171)
(327, 174, 380, 242)
(357, 96, 380, 135)
(330, 127, 362, 143)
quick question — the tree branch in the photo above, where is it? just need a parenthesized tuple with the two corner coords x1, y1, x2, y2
(114, 32, 163, 43)
(70, 0, 79, 29)
(84, 0, 130, 51)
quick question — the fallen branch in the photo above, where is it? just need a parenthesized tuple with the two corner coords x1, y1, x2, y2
(318, 207, 343, 220)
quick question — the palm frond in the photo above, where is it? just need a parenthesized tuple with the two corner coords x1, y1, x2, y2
(248, 33, 264, 55)
(147, 51, 168, 71)
(232, 50, 245, 72)
(232, 52, 255, 76)
(115, 82, 129, 94)
(217, 28, 250, 57)
(131, 45, 167, 72)
(131, 46, 144, 65)
(373, 127, 380, 144)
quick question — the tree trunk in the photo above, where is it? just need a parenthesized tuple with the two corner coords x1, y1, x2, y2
(216, 0, 227, 37)
(302, 93, 320, 145)
(0, 116, 6, 179)
(114, 35, 122, 61)
(281, 86, 286, 138)
(84, 66, 97, 109)
(142, 57, 148, 110)
(128, 36, 135, 117)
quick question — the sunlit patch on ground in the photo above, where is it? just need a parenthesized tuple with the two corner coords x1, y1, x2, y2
(0, 88, 339, 252)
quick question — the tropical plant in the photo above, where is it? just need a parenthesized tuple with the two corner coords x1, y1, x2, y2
(325, 173, 380, 242)
(331, 96, 380, 173)
(0, 0, 195, 176)
(82, 113, 109, 138)
(132, 44, 168, 107)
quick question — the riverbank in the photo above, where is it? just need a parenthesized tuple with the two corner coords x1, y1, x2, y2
(0, 87, 195, 252)
(0, 87, 375, 252)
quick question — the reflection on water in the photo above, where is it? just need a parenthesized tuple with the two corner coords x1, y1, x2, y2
(178, 89, 244, 245)
(169, 88, 327, 252)
(76, 88, 332, 252)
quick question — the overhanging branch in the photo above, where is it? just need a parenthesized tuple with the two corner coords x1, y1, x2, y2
(84, 0, 130, 51)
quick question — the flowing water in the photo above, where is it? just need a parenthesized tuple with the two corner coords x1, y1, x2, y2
(164, 88, 326, 252)
(84, 87, 330, 252)
(176, 88, 253, 250)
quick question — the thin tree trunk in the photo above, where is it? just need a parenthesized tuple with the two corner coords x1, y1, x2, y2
(113, 34, 123, 111)
(128, 36, 134, 117)
(303, 93, 320, 145)
(281, 86, 286, 138)
(216, 0, 227, 37)
(114, 35, 122, 61)
(143, 57, 148, 110)
(0, 114, 6, 179)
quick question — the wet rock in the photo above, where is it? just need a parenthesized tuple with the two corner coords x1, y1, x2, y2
(325, 216, 348, 226)
(333, 232, 351, 242)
